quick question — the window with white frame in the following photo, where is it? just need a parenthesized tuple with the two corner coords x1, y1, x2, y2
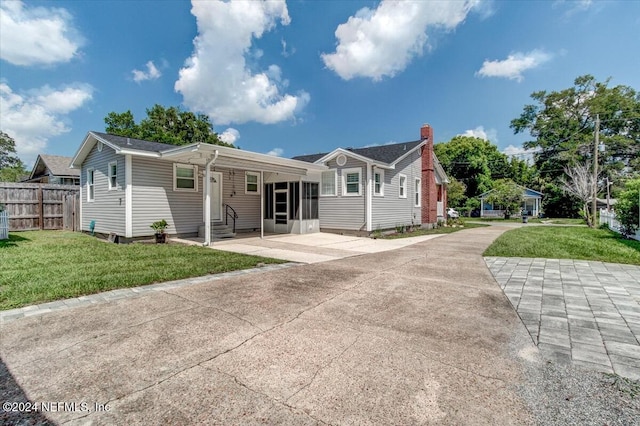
(399, 174, 407, 198)
(414, 178, 421, 207)
(87, 169, 94, 202)
(374, 170, 384, 196)
(108, 161, 117, 190)
(245, 171, 260, 194)
(173, 164, 198, 191)
(321, 170, 337, 196)
(342, 168, 361, 196)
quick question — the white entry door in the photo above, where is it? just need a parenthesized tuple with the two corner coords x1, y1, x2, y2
(209, 172, 222, 221)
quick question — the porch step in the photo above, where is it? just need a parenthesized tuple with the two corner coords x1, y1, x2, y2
(198, 222, 236, 240)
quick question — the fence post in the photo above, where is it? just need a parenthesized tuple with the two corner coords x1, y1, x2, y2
(38, 184, 44, 230)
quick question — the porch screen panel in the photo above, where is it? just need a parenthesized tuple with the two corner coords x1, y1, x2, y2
(302, 182, 319, 219)
(289, 182, 299, 220)
(264, 183, 274, 219)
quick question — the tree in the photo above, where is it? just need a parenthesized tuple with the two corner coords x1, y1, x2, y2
(511, 75, 640, 216)
(104, 105, 233, 147)
(616, 178, 640, 237)
(485, 179, 524, 219)
(559, 163, 599, 227)
(446, 177, 466, 209)
(0, 131, 28, 182)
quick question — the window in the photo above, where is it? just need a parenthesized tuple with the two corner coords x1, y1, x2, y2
(415, 178, 421, 207)
(86, 169, 94, 202)
(342, 168, 361, 196)
(245, 172, 260, 194)
(399, 174, 407, 198)
(321, 170, 337, 196)
(174, 164, 198, 192)
(374, 170, 384, 196)
(108, 161, 117, 190)
(289, 182, 300, 220)
(302, 182, 319, 219)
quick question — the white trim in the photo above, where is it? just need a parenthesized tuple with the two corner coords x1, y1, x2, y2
(399, 174, 407, 198)
(315, 148, 394, 170)
(320, 169, 337, 197)
(245, 171, 261, 195)
(366, 164, 372, 232)
(173, 163, 198, 192)
(414, 177, 421, 207)
(336, 154, 347, 166)
(342, 167, 362, 196)
(108, 161, 117, 191)
(125, 155, 132, 238)
(373, 169, 384, 197)
(86, 168, 94, 202)
(260, 171, 264, 239)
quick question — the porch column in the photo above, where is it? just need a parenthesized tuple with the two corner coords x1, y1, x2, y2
(260, 171, 264, 239)
(203, 151, 218, 246)
(366, 163, 372, 232)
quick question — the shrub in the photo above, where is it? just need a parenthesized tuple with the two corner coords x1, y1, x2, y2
(616, 178, 640, 238)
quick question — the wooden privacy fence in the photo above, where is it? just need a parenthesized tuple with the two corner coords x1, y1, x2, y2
(0, 182, 80, 231)
(0, 210, 8, 239)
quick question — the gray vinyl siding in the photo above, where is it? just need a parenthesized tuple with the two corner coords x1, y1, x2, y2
(81, 145, 125, 235)
(130, 159, 262, 237)
(371, 150, 423, 230)
(318, 156, 366, 230)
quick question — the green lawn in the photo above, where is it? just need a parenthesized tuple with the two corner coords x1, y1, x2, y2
(484, 226, 640, 265)
(379, 222, 488, 239)
(0, 231, 285, 310)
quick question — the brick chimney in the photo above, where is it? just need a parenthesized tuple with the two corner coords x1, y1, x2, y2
(420, 124, 438, 225)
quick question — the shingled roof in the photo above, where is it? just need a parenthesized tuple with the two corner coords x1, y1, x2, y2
(91, 131, 176, 153)
(293, 140, 423, 165)
(33, 155, 79, 177)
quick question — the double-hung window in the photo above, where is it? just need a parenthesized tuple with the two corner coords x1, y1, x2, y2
(399, 174, 407, 198)
(246, 172, 260, 194)
(174, 164, 198, 192)
(108, 161, 117, 190)
(414, 178, 421, 207)
(87, 169, 94, 202)
(373, 170, 384, 196)
(321, 170, 337, 196)
(342, 168, 361, 196)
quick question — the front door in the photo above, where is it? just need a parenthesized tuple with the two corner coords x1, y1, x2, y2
(274, 183, 288, 233)
(209, 172, 222, 221)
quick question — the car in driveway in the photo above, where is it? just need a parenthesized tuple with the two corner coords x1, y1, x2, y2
(447, 208, 460, 218)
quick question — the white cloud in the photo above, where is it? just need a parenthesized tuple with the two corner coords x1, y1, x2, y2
(175, 0, 309, 125)
(476, 49, 552, 82)
(0, 0, 83, 66)
(266, 148, 283, 157)
(459, 126, 498, 143)
(132, 61, 162, 83)
(0, 82, 93, 164)
(503, 144, 540, 163)
(554, 0, 593, 15)
(218, 128, 240, 145)
(321, 0, 481, 81)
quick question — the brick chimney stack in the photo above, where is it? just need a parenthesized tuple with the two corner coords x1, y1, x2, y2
(420, 124, 438, 225)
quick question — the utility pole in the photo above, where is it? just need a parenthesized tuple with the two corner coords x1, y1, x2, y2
(591, 114, 600, 228)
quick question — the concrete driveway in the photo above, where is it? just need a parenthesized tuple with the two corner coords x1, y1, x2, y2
(1, 227, 538, 424)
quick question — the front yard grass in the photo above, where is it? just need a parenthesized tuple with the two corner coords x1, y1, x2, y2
(0, 231, 285, 310)
(484, 226, 640, 265)
(380, 222, 488, 239)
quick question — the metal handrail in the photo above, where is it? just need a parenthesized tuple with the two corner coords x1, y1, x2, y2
(224, 204, 238, 233)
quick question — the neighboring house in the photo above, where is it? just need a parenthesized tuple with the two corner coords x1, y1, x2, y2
(70, 125, 448, 243)
(479, 186, 543, 218)
(294, 124, 448, 233)
(24, 154, 80, 185)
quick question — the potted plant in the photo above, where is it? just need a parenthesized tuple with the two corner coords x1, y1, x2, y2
(150, 219, 169, 243)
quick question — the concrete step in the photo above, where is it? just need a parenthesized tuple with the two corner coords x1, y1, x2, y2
(198, 222, 235, 239)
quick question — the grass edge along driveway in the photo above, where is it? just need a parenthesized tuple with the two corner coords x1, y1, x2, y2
(0, 231, 285, 310)
(484, 226, 640, 266)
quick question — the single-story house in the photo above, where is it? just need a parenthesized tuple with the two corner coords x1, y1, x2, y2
(24, 154, 80, 185)
(69, 124, 448, 243)
(479, 186, 543, 217)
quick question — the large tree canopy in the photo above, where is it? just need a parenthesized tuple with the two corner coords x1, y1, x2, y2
(0, 131, 28, 182)
(105, 105, 233, 147)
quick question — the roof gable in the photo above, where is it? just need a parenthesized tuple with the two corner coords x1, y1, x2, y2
(293, 140, 423, 166)
(30, 154, 79, 179)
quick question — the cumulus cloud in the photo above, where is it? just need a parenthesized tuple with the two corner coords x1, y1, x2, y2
(218, 128, 240, 145)
(321, 0, 481, 81)
(503, 144, 540, 163)
(459, 126, 498, 143)
(0, 82, 93, 164)
(0, 0, 83, 66)
(175, 0, 308, 125)
(476, 49, 552, 82)
(266, 148, 283, 157)
(132, 61, 161, 83)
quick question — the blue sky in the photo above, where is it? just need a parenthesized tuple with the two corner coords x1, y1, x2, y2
(1, 0, 639, 167)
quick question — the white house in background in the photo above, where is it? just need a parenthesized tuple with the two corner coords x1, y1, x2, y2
(70, 124, 448, 243)
(479, 186, 543, 218)
(24, 154, 80, 185)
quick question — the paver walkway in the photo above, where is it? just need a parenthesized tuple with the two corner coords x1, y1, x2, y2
(486, 257, 640, 380)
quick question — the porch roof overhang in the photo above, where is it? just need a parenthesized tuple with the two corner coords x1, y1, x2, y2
(160, 143, 328, 176)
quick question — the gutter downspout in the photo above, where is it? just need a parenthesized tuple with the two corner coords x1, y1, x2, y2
(204, 150, 219, 246)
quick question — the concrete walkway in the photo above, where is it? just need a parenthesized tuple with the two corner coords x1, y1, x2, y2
(486, 257, 640, 380)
